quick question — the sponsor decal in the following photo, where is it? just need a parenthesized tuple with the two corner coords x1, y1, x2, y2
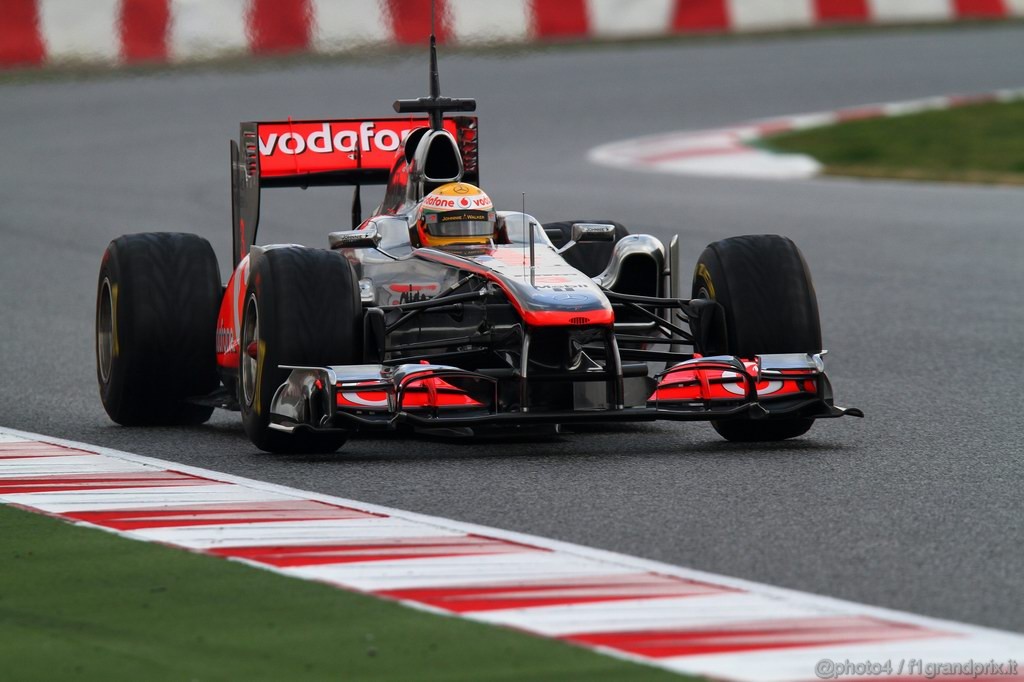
(339, 382, 389, 408)
(720, 370, 785, 397)
(535, 290, 597, 306)
(535, 283, 588, 292)
(215, 325, 234, 354)
(256, 119, 461, 178)
(258, 122, 409, 157)
(439, 211, 488, 223)
(383, 282, 441, 306)
(695, 263, 716, 299)
(423, 194, 493, 210)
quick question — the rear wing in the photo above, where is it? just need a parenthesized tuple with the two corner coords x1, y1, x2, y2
(230, 116, 479, 266)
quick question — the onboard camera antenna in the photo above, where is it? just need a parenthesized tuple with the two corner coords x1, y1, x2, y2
(392, 0, 476, 131)
(524, 192, 536, 284)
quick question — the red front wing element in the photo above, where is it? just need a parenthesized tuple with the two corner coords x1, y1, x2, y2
(649, 355, 820, 406)
(337, 377, 484, 412)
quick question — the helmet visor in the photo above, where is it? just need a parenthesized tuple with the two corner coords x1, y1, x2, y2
(424, 210, 496, 239)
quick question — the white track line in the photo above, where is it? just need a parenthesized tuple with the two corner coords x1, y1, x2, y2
(589, 88, 1024, 181)
(1, 425, 1021, 681)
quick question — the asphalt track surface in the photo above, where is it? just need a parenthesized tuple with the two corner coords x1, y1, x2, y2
(2, 26, 1022, 633)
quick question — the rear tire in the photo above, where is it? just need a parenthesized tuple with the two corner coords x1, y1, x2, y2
(691, 234, 821, 442)
(96, 233, 221, 426)
(240, 247, 362, 454)
(543, 219, 629, 278)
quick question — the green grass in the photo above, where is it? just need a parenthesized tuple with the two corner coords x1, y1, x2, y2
(764, 99, 1024, 185)
(0, 504, 691, 682)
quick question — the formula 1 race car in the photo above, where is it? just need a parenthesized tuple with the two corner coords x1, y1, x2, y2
(95, 37, 861, 453)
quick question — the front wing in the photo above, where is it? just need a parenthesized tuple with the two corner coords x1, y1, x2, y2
(267, 354, 862, 435)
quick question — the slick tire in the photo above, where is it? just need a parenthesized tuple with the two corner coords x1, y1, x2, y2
(542, 220, 629, 278)
(239, 247, 362, 454)
(96, 233, 221, 426)
(692, 234, 822, 442)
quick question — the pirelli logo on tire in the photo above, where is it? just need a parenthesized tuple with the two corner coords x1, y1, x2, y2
(695, 263, 716, 300)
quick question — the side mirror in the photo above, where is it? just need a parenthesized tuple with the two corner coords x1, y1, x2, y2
(329, 226, 382, 250)
(557, 223, 617, 254)
(571, 223, 617, 243)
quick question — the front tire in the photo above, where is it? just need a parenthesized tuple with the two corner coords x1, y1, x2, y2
(240, 247, 362, 454)
(96, 233, 221, 426)
(692, 234, 821, 442)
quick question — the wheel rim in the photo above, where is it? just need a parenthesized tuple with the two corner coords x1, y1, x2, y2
(241, 294, 259, 406)
(97, 278, 114, 384)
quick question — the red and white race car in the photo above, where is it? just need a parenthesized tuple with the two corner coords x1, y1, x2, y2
(95, 39, 861, 453)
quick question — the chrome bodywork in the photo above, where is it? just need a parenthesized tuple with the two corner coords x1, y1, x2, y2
(592, 234, 667, 294)
(261, 213, 863, 435)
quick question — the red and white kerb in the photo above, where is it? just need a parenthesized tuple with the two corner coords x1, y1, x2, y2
(1, 427, 1021, 681)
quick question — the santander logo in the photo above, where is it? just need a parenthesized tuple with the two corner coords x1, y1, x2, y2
(258, 121, 416, 157)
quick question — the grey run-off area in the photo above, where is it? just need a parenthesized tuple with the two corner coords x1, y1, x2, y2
(1, 26, 1022, 631)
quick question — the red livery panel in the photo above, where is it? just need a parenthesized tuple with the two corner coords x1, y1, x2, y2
(257, 118, 463, 178)
(650, 357, 818, 405)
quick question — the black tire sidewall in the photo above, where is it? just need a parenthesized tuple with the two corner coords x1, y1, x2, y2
(240, 247, 362, 453)
(693, 235, 821, 359)
(97, 248, 133, 421)
(691, 234, 822, 442)
(96, 233, 220, 426)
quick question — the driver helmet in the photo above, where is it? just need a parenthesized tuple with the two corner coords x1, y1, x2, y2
(415, 182, 496, 248)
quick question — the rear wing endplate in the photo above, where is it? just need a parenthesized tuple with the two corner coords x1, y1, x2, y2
(230, 116, 479, 266)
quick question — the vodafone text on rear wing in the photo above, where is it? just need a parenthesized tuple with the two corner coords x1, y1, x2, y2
(230, 116, 479, 266)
